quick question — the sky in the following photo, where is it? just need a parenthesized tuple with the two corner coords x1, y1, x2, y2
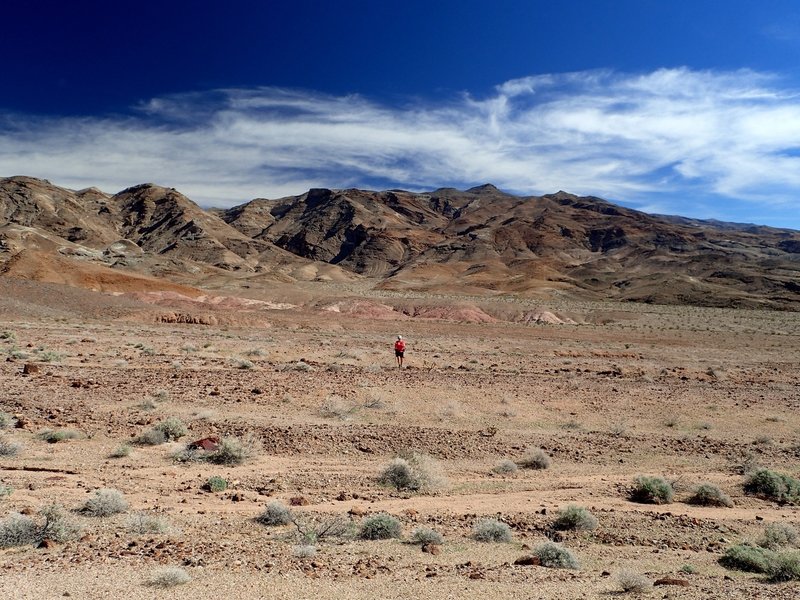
(2, 0, 800, 228)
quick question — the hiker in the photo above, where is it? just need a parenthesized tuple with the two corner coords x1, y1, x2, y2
(394, 335, 406, 368)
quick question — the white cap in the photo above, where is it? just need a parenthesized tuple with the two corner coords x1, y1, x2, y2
(397, 335, 402, 340)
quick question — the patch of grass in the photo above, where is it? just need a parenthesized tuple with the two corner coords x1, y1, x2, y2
(127, 513, 169, 534)
(0, 412, 12, 428)
(359, 513, 402, 540)
(492, 459, 518, 475)
(719, 543, 774, 573)
(37, 350, 63, 363)
(0, 484, 12, 499)
(472, 518, 512, 543)
(319, 395, 358, 420)
(532, 541, 580, 569)
(409, 526, 443, 546)
(553, 505, 598, 531)
(37, 429, 80, 443)
(0, 436, 21, 457)
(289, 514, 353, 544)
(148, 566, 191, 588)
(744, 468, 800, 503)
(629, 475, 674, 504)
(233, 359, 255, 370)
(518, 448, 551, 470)
(617, 570, 652, 593)
(109, 443, 132, 458)
(256, 501, 292, 526)
(81, 488, 129, 517)
(205, 476, 228, 492)
(378, 452, 444, 493)
(679, 564, 698, 574)
(0, 331, 15, 341)
(759, 522, 800, 550)
(687, 483, 734, 508)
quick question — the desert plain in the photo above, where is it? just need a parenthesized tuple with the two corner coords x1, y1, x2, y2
(0, 278, 799, 599)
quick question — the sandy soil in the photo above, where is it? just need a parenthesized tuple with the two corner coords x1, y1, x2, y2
(0, 281, 799, 599)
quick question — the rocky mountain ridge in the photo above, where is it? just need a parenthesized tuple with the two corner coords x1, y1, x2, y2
(2, 175, 799, 310)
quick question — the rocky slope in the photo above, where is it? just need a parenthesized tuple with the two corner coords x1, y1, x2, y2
(1, 176, 799, 309)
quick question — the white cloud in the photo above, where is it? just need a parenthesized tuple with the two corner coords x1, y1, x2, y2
(1, 68, 800, 224)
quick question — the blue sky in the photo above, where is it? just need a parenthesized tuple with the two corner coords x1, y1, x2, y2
(2, 1, 800, 228)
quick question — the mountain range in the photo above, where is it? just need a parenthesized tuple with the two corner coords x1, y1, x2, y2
(1, 176, 799, 310)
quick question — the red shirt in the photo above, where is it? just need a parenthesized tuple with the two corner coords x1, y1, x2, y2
(394, 340, 406, 352)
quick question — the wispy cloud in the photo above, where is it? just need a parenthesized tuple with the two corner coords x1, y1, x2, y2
(1, 68, 800, 226)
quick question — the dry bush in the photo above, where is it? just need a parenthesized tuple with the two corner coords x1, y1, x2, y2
(359, 513, 402, 540)
(256, 501, 292, 526)
(472, 518, 512, 543)
(148, 566, 190, 588)
(492, 459, 518, 475)
(379, 452, 445, 493)
(37, 429, 80, 443)
(629, 475, 673, 504)
(532, 541, 580, 569)
(553, 505, 598, 531)
(617, 570, 652, 593)
(687, 483, 734, 507)
(0, 436, 21, 457)
(82, 488, 129, 517)
(127, 513, 169, 534)
(518, 448, 551, 470)
(760, 522, 800, 550)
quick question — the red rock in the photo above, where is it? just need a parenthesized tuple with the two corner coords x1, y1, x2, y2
(348, 506, 367, 516)
(23, 363, 39, 375)
(513, 555, 541, 566)
(422, 544, 441, 555)
(290, 496, 310, 506)
(187, 436, 220, 451)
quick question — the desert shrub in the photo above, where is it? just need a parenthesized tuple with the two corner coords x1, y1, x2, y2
(37, 429, 80, 443)
(39, 504, 82, 542)
(153, 417, 187, 441)
(759, 522, 800, 550)
(0, 484, 12, 499)
(679, 564, 698, 574)
(617, 570, 652, 593)
(359, 513, 402, 540)
(719, 543, 774, 573)
(0, 505, 80, 547)
(553, 505, 598, 531)
(292, 544, 317, 558)
(205, 435, 258, 465)
(82, 488, 129, 517)
(109, 443, 132, 458)
(319, 395, 358, 420)
(136, 428, 167, 446)
(0, 513, 38, 547)
(256, 501, 292, 526)
(244, 348, 267, 357)
(0, 412, 12, 428)
(0, 436, 21, 457)
(767, 551, 800, 582)
(472, 518, 512, 543)
(290, 513, 353, 544)
(492, 459, 518, 475)
(127, 513, 169, 534)
(38, 350, 63, 363)
(744, 468, 800, 503)
(409, 526, 444, 545)
(629, 475, 674, 504)
(687, 483, 734, 508)
(0, 331, 15, 341)
(532, 541, 580, 569)
(148, 566, 190, 588)
(205, 476, 228, 492)
(378, 453, 444, 493)
(283, 361, 312, 372)
(518, 448, 551, 470)
(234, 359, 254, 370)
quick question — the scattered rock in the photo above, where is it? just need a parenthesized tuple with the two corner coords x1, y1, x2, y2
(654, 578, 689, 587)
(514, 555, 541, 566)
(23, 363, 39, 375)
(422, 544, 441, 555)
(348, 506, 367, 516)
(290, 496, 309, 506)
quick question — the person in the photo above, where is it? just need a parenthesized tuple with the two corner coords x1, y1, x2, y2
(394, 335, 406, 368)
